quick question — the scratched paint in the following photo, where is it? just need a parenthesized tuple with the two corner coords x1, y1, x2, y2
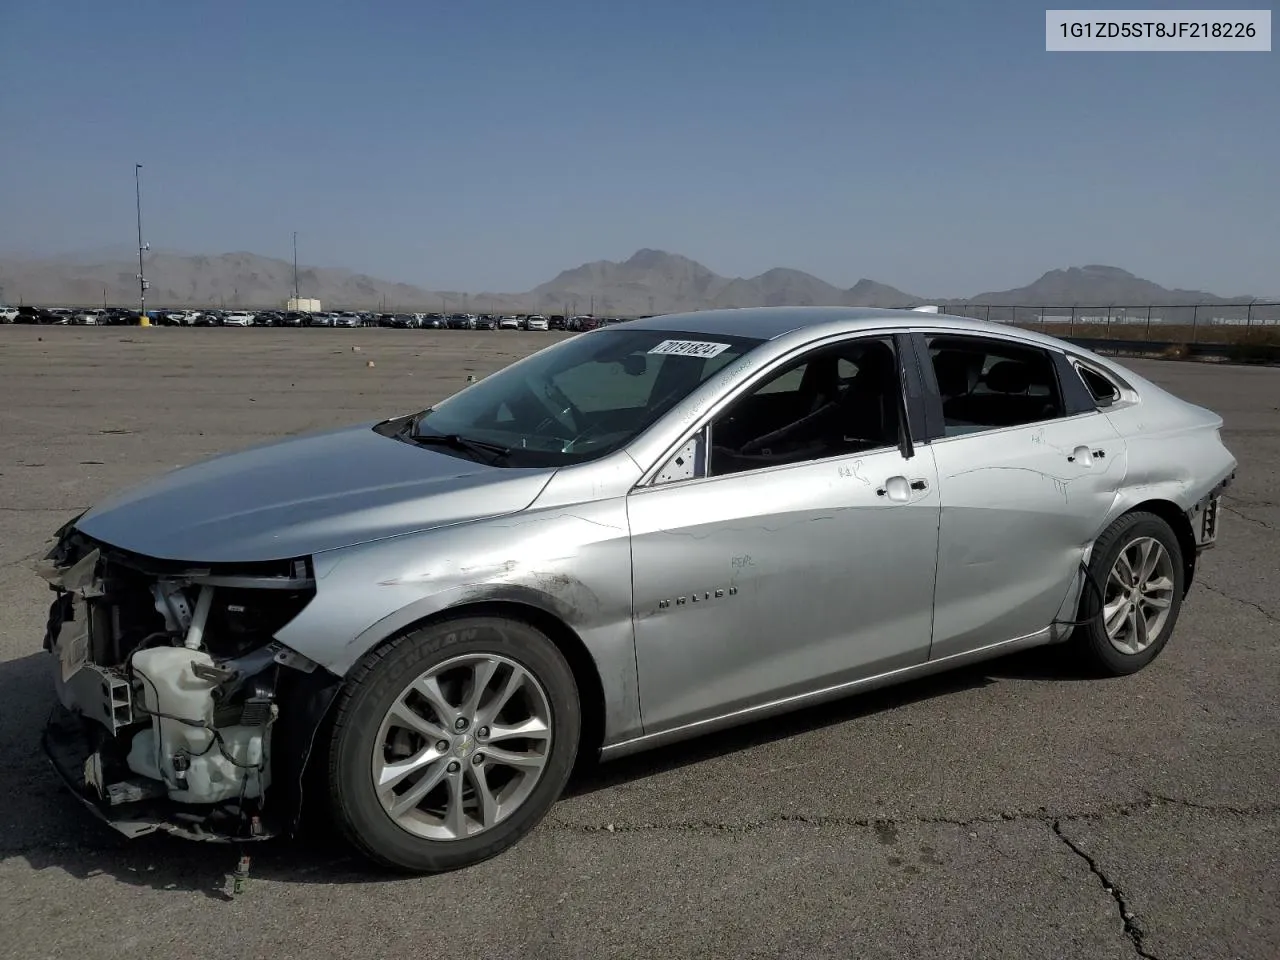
(836, 460, 871, 483)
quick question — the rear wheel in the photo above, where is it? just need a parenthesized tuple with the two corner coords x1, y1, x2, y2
(326, 617, 580, 872)
(1073, 511, 1185, 676)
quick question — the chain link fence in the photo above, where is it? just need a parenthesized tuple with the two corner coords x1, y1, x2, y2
(936, 301, 1280, 345)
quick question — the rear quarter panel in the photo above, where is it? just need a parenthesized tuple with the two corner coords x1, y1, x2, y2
(1089, 359, 1237, 523)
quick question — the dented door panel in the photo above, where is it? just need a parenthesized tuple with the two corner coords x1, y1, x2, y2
(928, 412, 1128, 659)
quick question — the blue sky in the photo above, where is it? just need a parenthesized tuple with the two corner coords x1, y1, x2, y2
(1, 0, 1276, 296)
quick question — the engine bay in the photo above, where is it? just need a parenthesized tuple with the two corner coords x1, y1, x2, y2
(37, 528, 328, 842)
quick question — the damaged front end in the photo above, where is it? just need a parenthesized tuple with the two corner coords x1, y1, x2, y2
(37, 525, 341, 842)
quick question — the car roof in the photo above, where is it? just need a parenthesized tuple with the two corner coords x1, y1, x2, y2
(618, 306, 1064, 344)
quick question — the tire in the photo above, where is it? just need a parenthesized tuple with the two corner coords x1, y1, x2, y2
(1073, 511, 1185, 676)
(326, 617, 580, 872)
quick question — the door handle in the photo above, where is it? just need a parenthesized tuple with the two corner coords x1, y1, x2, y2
(1067, 444, 1093, 466)
(909, 478, 929, 491)
(875, 476, 918, 502)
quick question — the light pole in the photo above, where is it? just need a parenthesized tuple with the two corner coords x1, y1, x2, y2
(135, 164, 150, 326)
(292, 231, 300, 303)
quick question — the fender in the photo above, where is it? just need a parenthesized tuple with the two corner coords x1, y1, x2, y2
(273, 496, 643, 746)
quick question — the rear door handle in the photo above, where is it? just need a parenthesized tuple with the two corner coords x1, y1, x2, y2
(1067, 444, 1094, 466)
(909, 478, 929, 491)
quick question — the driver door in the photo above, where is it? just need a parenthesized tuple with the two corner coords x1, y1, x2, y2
(627, 335, 942, 735)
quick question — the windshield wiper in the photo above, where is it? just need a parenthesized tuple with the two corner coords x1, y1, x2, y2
(408, 432, 512, 462)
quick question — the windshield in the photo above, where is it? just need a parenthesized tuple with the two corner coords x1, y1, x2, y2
(402, 327, 764, 466)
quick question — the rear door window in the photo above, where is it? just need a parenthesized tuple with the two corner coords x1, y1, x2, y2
(926, 335, 1067, 436)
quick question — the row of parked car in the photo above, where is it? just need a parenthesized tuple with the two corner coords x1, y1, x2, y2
(0, 306, 173, 326)
(0, 306, 628, 332)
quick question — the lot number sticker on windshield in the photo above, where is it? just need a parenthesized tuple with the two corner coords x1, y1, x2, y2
(648, 339, 731, 358)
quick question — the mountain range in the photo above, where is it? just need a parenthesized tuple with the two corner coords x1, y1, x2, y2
(0, 248, 1256, 315)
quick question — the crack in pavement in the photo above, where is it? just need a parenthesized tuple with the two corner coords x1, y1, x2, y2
(1, 794, 1276, 960)
(542, 793, 1280, 835)
(537, 794, 1278, 960)
(1141, 790, 1280, 817)
(0, 505, 86, 513)
(1226, 497, 1279, 510)
(542, 809, 1064, 836)
(1052, 819, 1161, 960)
(1222, 503, 1278, 532)
(1198, 582, 1280, 626)
(538, 793, 1280, 960)
(7, 793, 1276, 859)
(0, 551, 46, 571)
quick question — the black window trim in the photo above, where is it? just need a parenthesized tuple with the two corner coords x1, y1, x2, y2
(905, 332, 945, 441)
(893, 331, 925, 459)
(909, 330, 1100, 442)
(1052, 350, 1101, 415)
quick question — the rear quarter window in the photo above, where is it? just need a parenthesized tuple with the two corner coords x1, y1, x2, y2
(1074, 364, 1121, 406)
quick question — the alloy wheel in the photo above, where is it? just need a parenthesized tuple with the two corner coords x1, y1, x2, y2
(371, 654, 553, 841)
(1103, 536, 1176, 655)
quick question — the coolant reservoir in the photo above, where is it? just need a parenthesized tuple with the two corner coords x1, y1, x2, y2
(127, 646, 270, 804)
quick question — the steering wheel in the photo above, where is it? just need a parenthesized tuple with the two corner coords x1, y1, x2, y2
(525, 377, 582, 436)
(545, 379, 585, 428)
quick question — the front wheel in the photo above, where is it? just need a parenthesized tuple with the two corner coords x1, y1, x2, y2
(326, 617, 580, 872)
(1073, 511, 1185, 676)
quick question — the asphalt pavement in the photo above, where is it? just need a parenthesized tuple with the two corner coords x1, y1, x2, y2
(0, 327, 1276, 960)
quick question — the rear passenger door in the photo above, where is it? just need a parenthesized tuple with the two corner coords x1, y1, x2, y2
(917, 333, 1127, 659)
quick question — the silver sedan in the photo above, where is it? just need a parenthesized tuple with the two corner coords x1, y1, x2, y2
(36, 307, 1236, 872)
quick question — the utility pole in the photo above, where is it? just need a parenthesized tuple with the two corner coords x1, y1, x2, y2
(292, 231, 300, 302)
(135, 164, 150, 326)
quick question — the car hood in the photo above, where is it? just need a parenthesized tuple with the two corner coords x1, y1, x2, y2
(74, 423, 556, 563)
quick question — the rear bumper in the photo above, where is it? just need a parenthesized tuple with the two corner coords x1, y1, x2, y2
(1189, 469, 1235, 553)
